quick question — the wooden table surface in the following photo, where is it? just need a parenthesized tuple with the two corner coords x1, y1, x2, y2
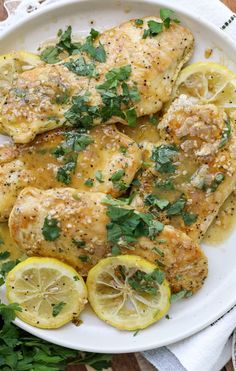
(0, 0, 235, 370)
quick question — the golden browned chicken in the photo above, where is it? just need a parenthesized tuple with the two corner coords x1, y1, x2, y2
(0, 125, 141, 221)
(9, 187, 208, 293)
(131, 95, 236, 241)
(0, 17, 194, 143)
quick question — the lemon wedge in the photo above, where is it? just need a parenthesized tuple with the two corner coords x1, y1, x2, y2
(6, 257, 87, 329)
(87, 255, 170, 331)
(0, 51, 43, 93)
(173, 62, 236, 109)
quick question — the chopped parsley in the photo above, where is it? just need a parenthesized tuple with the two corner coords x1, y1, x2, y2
(167, 197, 186, 216)
(182, 212, 198, 226)
(151, 144, 178, 173)
(135, 19, 144, 26)
(64, 92, 100, 128)
(171, 289, 192, 303)
(79, 254, 90, 262)
(95, 170, 104, 183)
(64, 57, 98, 78)
(57, 154, 78, 184)
(81, 28, 106, 63)
(127, 269, 165, 295)
(73, 275, 80, 281)
(149, 115, 158, 125)
(72, 239, 86, 247)
(106, 206, 164, 248)
(0, 301, 112, 370)
(84, 178, 94, 187)
(152, 247, 165, 257)
(111, 246, 121, 256)
(219, 119, 231, 148)
(160, 8, 180, 28)
(111, 169, 128, 191)
(52, 302, 66, 317)
(53, 131, 93, 184)
(209, 173, 225, 192)
(40, 26, 81, 63)
(55, 92, 70, 105)
(0, 236, 3, 245)
(143, 9, 180, 38)
(40, 26, 106, 64)
(0, 251, 10, 260)
(120, 145, 128, 154)
(144, 194, 169, 210)
(143, 20, 163, 39)
(96, 64, 140, 126)
(155, 179, 175, 191)
(0, 260, 20, 277)
(42, 216, 61, 241)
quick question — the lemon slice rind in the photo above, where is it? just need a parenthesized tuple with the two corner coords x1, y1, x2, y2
(6, 257, 87, 329)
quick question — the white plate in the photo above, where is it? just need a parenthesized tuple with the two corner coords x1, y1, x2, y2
(1, 0, 236, 354)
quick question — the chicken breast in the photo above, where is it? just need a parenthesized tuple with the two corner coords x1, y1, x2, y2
(131, 95, 236, 241)
(0, 17, 194, 143)
(9, 187, 208, 293)
(0, 125, 141, 221)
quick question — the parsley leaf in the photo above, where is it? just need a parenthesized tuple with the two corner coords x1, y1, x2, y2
(155, 179, 175, 191)
(111, 169, 125, 182)
(145, 194, 169, 210)
(127, 269, 165, 295)
(0, 301, 112, 370)
(64, 57, 98, 78)
(52, 302, 66, 317)
(210, 173, 225, 192)
(79, 254, 90, 262)
(143, 20, 163, 39)
(110, 169, 128, 191)
(0, 251, 10, 260)
(0, 260, 20, 277)
(95, 170, 104, 183)
(57, 154, 78, 184)
(106, 206, 164, 247)
(125, 107, 138, 127)
(40, 46, 60, 64)
(64, 92, 100, 128)
(42, 217, 61, 241)
(182, 212, 198, 226)
(219, 119, 231, 148)
(135, 19, 144, 26)
(167, 198, 186, 216)
(151, 144, 178, 173)
(171, 289, 192, 302)
(143, 9, 180, 38)
(84, 178, 94, 187)
(40, 26, 80, 63)
(81, 29, 106, 63)
(53, 131, 93, 184)
(160, 8, 180, 28)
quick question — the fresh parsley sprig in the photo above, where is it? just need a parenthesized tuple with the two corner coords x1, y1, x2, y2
(0, 301, 112, 370)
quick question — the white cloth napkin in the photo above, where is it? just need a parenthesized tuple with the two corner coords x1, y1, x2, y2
(1, 1, 236, 371)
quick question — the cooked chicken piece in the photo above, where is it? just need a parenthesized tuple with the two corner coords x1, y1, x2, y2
(0, 17, 194, 143)
(0, 125, 141, 221)
(131, 95, 236, 241)
(9, 187, 208, 293)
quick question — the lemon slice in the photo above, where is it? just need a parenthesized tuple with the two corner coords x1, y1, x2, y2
(0, 51, 43, 92)
(6, 257, 87, 329)
(173, 62, 236, 109)
(87, 255, 170, 331)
